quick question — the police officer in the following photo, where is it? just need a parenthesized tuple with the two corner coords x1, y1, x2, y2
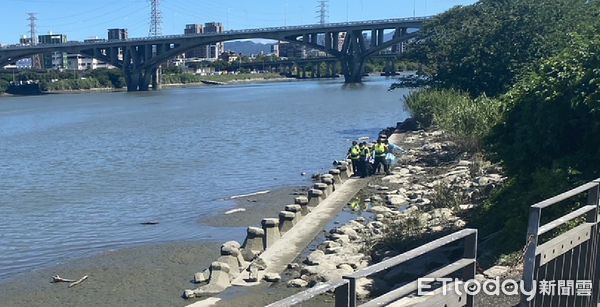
(359, 142, 370, 178)
(347, 141, 361, 177)
(373, 139, 391, 175)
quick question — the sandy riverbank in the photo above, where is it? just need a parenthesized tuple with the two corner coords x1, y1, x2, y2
(0, 185, 306, 307)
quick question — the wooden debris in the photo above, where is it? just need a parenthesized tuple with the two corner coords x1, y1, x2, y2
(140, 221, 159, 225)
(51, 275, 75, 283)
(68, 275, 88, 288)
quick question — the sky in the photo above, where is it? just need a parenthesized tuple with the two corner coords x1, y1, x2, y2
(0, 0, 477, 45)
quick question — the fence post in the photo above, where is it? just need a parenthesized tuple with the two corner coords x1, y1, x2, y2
(462, 230, 477, 307)
(334, 281, 350, 307)
(588, 181, 600, 305)
(521, 206, 541, 307)
(343, 276, 357, 307)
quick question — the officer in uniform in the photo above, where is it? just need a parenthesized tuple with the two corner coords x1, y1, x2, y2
(359, 142, 371, 178)
(347, 141, 361, 177)
(373, 139, 391, 175)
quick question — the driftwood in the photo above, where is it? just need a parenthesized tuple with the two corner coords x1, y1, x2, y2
(140, 221, 159, 225)
(68, 275, 88, 288)
(51, 275, 75, 283)
(51, 275, 88, 288)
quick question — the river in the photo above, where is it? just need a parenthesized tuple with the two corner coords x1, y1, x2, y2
(0, 77, 410, 281)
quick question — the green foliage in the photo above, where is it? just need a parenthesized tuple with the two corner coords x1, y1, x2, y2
(488, 33, 600, 179)
(403, 88, 466, 128)
(409, 0, 600, 96)
(404, 89, 502, 152)
(438, 95, 502, 151)
(476, 32, 600, 253)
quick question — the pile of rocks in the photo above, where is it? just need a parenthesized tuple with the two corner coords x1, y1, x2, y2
(287, 128, 506, 299)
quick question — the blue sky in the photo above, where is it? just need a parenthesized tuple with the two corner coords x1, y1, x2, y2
(1, 0, 477, 45)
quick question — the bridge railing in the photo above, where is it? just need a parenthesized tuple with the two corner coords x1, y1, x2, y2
(522, 178, 600, 307)
(0, 16, 432, 50)
(267, 228, 477, 307)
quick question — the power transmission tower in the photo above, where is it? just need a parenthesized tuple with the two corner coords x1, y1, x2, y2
(316, 0, 329, 24)
(27, 12, 41, 69)
(149, 0, 162, 37)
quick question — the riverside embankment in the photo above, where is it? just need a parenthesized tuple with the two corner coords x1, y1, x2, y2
(0, 77, 411, 306)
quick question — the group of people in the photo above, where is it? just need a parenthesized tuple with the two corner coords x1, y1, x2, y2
(347, 135, 400, 178)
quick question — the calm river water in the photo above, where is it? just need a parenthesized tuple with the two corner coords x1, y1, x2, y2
(0, 77, 410, 281)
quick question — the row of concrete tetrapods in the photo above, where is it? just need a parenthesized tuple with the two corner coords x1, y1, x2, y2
(184, 159, 355, 299)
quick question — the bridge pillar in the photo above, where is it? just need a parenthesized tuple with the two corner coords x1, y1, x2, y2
(338, 30, 368, 83)
(152, 66, 161, 90)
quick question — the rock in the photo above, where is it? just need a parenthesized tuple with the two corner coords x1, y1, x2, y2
(337, 226, 359, 240)
(194, 269, 210, 283)
(287, 263, 300, 270)
(483, 265, 510, 278)
(430, 226, 444, 232)
(457, 160, 473, 166)
(375, 214, 385, 221)
(337, 263, 354, 273)
(305, 250, 325, 265)
(382, 175, 408, 184)
(378, 186, 389, 191)
(370, 206, 392, 214)
(322, 240, 341, 249)
(183, 289, 196, 299)
(387, 195, 409, 207)
(454, 219, 467, 228)
(431, 208, 454, 219)
(330, 234, 350, 244)
(251, 257, 268, 271)
(459, 204, 475, 210)
(287, 278, 309, 288)
(369, 221, 385, 229)
(263, 273, 281, 282)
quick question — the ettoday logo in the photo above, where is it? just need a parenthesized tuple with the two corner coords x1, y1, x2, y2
(417, 278, 592, 301)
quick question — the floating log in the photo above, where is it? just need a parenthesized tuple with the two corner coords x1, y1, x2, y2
(68, 275, 88, 288)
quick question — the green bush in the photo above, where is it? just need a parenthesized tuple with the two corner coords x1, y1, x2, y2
(403, 88, 467, 128)
(475, 32, 600, 254)
(404, 88, 502, 152)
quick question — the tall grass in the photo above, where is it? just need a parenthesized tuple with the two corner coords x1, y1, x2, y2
(404, 89, 502, 152)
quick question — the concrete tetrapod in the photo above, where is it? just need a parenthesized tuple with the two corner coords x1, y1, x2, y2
(294, 196, 310, 216)
(329, 169, 344, 183)
(241, 226, 265, 261)
(339, 161, 352, 178)
(278, 211, 297, 234)
(321, 177, 335, 195)
(284, 204, 303, 220)
(184, 261, 231, 298)
(345, 158, 354, 175)
(336, 164, 350, 181)
(308, 188, 324, 207)
(261, 218, 281, 249)
(217, 245, 243, 280)
(313, 182, 329, 198)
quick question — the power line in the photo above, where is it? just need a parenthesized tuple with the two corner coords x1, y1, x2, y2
(316, 0, 329, 24)
(27, 12, 41, 69)
(149, 0, 162, 36)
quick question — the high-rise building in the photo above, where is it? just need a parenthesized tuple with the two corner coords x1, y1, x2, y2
(38, 33, 68, 69)
(201, 22, 224, 60)
(108, 28, 128, 40)
(278, 42, 307, 59)
(184, 24, 204, 58)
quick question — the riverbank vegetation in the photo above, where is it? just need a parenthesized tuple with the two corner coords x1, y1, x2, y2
(397, 0, 600, 258)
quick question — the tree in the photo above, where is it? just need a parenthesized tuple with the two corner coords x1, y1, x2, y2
(477, 31, 600, 251)
(408, 0, 599, 97)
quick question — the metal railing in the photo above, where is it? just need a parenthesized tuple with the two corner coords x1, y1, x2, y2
(0, 16, 432, 51)
(522, 179, 600, 307)
(268, 228, 477, 307)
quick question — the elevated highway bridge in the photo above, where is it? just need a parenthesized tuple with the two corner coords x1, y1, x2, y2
(0, 17, 429, 91)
